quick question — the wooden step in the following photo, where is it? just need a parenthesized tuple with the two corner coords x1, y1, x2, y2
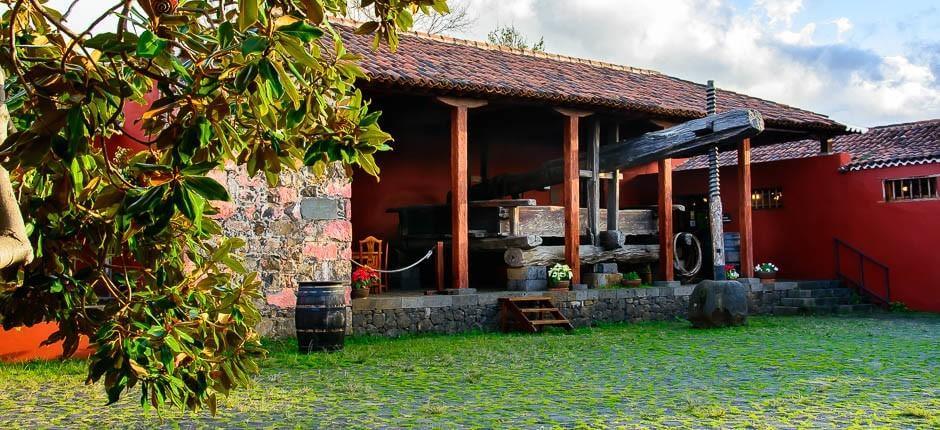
(531, 319, 571, 325)
(521, 308, 557, 313)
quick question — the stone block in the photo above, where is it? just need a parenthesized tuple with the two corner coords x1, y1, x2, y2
(372, 297, 404, 310)
(507, 279, 548, 292)
(506, 266, 547, 280)
(584, 272, 623, 288)
(593, 263, 618, 273)
(571, 283, 589, 291)
(300, 197, 343, 220)
(675, 285, 695, 297)
(617, 288, 638, 298)
(688, 280, 748, 328)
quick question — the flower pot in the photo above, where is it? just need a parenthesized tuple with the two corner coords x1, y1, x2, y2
(351, 287, 370, 299)
(622, 279, 642, 288)
(756, 271, 777, 284)
(550, 280, 570, 291)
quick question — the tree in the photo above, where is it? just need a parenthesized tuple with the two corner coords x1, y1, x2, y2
(0, 0, 448, 413)
(347, 0, 474, 35)
(487, 24, 544, 52)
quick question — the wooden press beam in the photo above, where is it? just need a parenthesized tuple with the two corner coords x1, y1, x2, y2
(606, 123, 620, 230)
(586, 119, 601, 244)
(658, 159, 674, 281)
(438, 97, 488, 289)
(555, 107, 592, 284)
(738, 138, 754, 277)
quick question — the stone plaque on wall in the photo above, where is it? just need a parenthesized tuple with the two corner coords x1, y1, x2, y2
(300, 197, 342, 220)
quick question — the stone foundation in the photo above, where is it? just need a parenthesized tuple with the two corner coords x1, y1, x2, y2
(351, 279, 795, 336)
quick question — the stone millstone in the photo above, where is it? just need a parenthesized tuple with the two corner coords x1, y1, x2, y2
(688, 280, 748, 328)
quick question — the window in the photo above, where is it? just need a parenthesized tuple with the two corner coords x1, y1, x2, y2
(883, 176, 937, 202)
(752, 187, 783, 210)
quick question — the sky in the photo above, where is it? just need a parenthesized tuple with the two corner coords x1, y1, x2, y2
(42, 0, 940, 128)
(450, 0, 940, 128)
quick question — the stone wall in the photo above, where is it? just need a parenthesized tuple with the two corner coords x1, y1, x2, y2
(351, 280, 794, 336)
(212, 163, 352, 338)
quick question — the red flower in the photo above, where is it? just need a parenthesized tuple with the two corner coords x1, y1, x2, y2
(724, 264, 736, 271)
(352, 267, 378, 283)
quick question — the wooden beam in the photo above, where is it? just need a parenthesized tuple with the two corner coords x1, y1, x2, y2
(606, 123, 621, 231)
(553, 107, 593, 118)
(450, 104, 469, 289)
(586, 119, 601, 244)
(436, 241, 445, 291)
(738, 138, 754, 277)
(469, 109, 765, 200)
(561, 113, 581, 284)
(819, 136, 834, 154)
(504, 245, 659, 268)
(658, 159, 674, 282)
(437, 96, 488, 109)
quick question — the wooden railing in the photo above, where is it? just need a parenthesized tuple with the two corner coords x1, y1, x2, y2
(834, 238, 890, 306)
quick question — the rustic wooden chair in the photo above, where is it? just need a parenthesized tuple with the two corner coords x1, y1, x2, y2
(357, 236, 387, 294)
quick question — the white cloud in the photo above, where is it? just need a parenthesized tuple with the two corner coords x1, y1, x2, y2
(832, 17, 853, 41)
(755, 0, 803, 26)
(456, 0, 940, 127)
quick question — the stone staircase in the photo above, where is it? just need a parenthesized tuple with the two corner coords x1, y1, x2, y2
(773, 280, 877, 315)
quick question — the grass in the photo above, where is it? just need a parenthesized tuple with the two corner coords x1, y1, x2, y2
(1, 314, 939, 428)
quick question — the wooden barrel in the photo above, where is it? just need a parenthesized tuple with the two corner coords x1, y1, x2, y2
(295, 281, 347, 353)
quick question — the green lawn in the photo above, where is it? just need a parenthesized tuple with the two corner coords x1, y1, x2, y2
(1, 314, 939, 429)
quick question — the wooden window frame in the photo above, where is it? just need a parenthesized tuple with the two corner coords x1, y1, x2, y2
(883, 175, 938, 202)
(751, 187, 783, 210)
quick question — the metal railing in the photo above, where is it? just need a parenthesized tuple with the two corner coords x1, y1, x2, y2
(834, 238, 890, 306)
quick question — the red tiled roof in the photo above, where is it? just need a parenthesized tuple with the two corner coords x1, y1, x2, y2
(676, 119, 940, 171)
(336, 24, 844, 132)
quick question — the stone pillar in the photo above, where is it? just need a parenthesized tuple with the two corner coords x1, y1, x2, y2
(212, 162, 352, 338)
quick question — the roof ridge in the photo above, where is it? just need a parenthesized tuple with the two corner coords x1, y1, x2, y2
(328, 16, 662, 76)
(868, 118, 940, 130)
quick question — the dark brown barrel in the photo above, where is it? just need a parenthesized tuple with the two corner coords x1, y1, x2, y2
(295, 281, 347, 353)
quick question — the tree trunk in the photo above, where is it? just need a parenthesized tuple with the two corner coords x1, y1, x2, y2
(504, 245, 659, 267)
(0, 69, 33, 271)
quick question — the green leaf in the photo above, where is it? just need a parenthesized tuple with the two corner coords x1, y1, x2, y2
(125, 186, 166, 216)
(276, 36, 320, 71)
(217, 22, 235, 49)
(271, 59, 301, 109)
(181, 162, 219, 176)
(184, 176, 230, 202)
(258, 59, 283, 99)
(237, 0, 259, 31)
(234, 64, 258, 93)
(174, 185, 205, 227)
(276, 21, 324, 43)
(241, 36, 269, 56)
(69, 158, 84, 193)
(136, 31, 168, 59)
(355, 21, 380, 35)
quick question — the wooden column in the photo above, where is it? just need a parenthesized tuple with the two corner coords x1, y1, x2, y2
(606, 123, 620, 230)
(438, 97, 487, 289)
(658, 159, 674, 281)
(555, 108, 592, 285)
(586, 119, 601, 244)
(738, 138, 754, 278)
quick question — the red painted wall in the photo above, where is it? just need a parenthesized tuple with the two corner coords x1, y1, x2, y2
(626, 153, 940, 312)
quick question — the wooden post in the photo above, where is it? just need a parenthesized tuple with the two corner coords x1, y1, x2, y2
(705, 80, 726, 280)
(606, 123, 620, 230)
(658, 159, 674, 281)
(555, 108, 592, 285)
(738, 138, 754, 277)
(438, 97, 487, 289)
(586, 118, 601, 244)
(436, 241, 445, 291)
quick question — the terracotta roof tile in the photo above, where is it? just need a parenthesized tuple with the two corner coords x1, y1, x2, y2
(676, 119, 940, 171)
(335, 23, 843, 132)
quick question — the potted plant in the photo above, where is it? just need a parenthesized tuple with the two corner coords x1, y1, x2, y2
(725, 264, 740, 280)
(548, 263, 573, 291)
(755, 262, 779, 284)
(351, 267, 378, 299)
(622, 271, 642, 287)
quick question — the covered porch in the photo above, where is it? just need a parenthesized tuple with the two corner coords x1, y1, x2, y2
(349, 90, 829, 294)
